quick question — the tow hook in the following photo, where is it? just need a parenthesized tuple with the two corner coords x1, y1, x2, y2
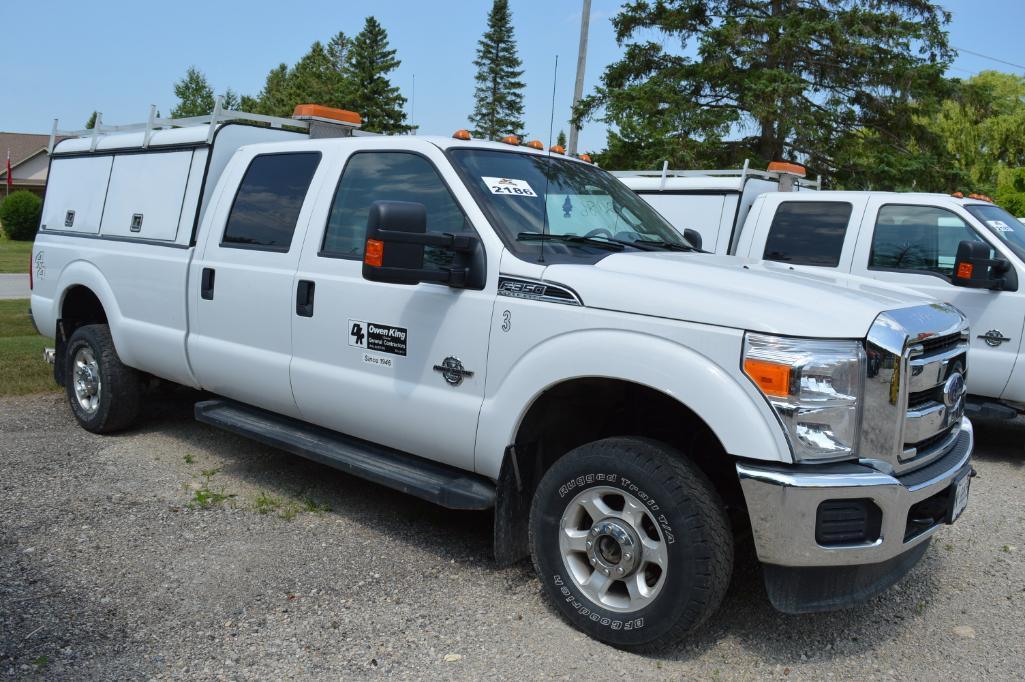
(970, 467, 978, 479)
(43, 348, 56, 365)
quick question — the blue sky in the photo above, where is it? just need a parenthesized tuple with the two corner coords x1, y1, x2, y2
(2, 0, 1023, 152)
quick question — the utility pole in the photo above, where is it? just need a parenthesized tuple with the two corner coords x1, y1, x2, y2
(567, 0, 591, 156)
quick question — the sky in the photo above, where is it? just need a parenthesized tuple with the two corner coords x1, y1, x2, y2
(2, 0, 1024, 153)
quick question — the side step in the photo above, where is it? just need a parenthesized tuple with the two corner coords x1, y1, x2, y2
(965, 398, 1020, 421)
(194, 400, 496, 510)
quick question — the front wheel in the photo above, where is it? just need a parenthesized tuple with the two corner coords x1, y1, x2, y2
(65, 324, 142, 433)
(529, 437, 733, 650)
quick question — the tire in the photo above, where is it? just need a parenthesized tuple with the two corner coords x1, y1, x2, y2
(529, 437, 733, 650)
(64, 324, 142, 433)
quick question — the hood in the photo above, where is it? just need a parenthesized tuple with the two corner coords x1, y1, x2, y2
(542, 252, 935, 338)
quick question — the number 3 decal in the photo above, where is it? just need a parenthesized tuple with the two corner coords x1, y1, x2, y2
(501, 310, 512, 332)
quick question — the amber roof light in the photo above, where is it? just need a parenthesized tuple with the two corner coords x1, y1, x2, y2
(291, 104, 362, 126)
(452, 129, 472, 140)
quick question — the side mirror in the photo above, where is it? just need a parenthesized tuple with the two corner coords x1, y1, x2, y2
(952, 240, 1011, 290)
(362, 200, 482, 288)
(683, 228, 703, 251)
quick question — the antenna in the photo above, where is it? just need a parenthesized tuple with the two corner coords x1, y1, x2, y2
(539, 54, 559, 260)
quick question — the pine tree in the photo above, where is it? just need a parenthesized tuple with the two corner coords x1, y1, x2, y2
(84, 111, 98, 129)
(251, 64, 293, 117)
(289, 40, 350, 110)
(171, 66, 216, 118)
(469, 0, 525, 140)
(343, 17, 410, 133)
(221, 88, 240, 111)
(556, 130, 567, 148)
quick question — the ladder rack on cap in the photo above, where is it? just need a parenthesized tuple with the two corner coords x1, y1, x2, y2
(48, 96, 367, 154)
(610, 159, 823, 191)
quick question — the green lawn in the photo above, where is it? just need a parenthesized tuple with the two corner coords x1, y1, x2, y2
(0, 236, 32, 273)
(0, 299, 57, 396)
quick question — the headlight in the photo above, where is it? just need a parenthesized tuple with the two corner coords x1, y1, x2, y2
(742, 333, 865, 462)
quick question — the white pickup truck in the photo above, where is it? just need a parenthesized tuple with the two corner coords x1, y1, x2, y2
(31, 105, 974, 650)
(618, 165, 1025, 419)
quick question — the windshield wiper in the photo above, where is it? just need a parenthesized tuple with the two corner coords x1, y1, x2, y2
(631, 239, 705, 253)
(516, 232, 625, 251)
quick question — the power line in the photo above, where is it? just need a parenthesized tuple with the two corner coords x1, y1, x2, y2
(952, 46, 1025, 72)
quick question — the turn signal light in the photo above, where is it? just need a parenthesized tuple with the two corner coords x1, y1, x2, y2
(364, 239, 384, 267)
(767, 161, 806, 177)
(525, 140, 544, 150)
(957, 262, 974, 279)
(549, 145, 565, 154)
(452, 129, 471, 140)
(501, 135, 520, 145)
(743, 358, 792, 398)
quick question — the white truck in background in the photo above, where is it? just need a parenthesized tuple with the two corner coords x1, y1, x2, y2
(31, 105, 975, 649)
(618, 165, 1025, 419)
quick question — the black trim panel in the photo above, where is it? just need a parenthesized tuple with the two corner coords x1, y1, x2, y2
(497, 275, 583, 306)
(35, 229, 192, 249)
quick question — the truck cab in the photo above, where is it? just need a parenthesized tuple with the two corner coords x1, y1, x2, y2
(619, 169, 1025, 418)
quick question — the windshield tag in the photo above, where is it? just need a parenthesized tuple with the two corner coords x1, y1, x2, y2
(987, 219, 1013, 232)
(483, 176, 537, 197)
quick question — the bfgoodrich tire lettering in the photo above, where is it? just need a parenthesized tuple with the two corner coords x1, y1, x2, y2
(65, 324, 142, 433)
(529, 437, 733, 650)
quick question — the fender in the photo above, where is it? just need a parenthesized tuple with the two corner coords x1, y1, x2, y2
(48, 259, 129, 354)
(475, 329, 792, 479)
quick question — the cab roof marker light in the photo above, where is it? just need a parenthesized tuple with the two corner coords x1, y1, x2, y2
(578, 153, 593, 163)
(549, 144, 565, 154)
(453, 129, 472, 140)
(500, 135, 520, 146)
(525, 140, 544, 150)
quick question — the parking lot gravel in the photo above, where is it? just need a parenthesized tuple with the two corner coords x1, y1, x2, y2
(2, 390, 1024, 680)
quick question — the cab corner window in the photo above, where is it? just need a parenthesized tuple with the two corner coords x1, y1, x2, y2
(869, 204, 987, 278)
(221, 152, 321, 251)
(320, 151, 470, 269)
(762, 201, 852, 267)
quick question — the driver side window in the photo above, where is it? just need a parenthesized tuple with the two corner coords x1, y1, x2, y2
(320, 151, 471, 270)
(869, 204, 989, 279)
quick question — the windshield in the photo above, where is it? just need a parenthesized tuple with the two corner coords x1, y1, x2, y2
(965, 203, 1025, 262)
(447, 149, 692, 262)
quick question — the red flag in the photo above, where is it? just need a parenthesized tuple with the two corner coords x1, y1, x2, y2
(4, 150, 11, 188)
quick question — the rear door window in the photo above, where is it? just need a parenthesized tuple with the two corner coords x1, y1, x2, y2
(221, 152, 321, 251)
(762, 201, 853, 267)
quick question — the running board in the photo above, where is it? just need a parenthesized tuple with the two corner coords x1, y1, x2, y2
(194, 400, 496, 510)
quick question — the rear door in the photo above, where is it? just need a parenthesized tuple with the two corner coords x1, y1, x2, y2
(739, 195, 865, 271)
(188, 149, 326, 418)
(289, 141, 496, 470)
(850, 197, 1025, 400)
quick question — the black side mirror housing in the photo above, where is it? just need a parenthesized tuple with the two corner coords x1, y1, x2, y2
(952, 240, 1013, 290)
(683, 228, 703, 251)
(362, 200, 483, 288)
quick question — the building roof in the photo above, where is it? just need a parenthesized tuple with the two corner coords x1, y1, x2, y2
(0, 132, 69, 177)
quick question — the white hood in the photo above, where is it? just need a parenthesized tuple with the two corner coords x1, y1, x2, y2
(543, 252, 935, 338)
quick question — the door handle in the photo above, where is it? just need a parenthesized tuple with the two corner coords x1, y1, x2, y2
(296, 279, 315, 317)
(201, 268, 215, 300)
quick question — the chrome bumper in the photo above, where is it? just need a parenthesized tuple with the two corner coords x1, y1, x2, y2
(737, 418, 973, 568)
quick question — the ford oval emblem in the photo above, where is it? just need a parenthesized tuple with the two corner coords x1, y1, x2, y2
(943, 371, 966, 415)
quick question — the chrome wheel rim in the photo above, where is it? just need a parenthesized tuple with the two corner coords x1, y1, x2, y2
(558, 485, 670, 613)
(72, 347, 101, 414)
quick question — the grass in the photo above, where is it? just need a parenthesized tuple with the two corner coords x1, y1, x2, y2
(188, 467, 236, 510)
(0, 235, 31, 273)
(253, 490, 330, 520)
(0, 299, 56, 396)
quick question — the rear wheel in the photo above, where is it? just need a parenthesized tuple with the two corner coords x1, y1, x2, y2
(529, 437, 733, 650)
(65, 324, 142, 433)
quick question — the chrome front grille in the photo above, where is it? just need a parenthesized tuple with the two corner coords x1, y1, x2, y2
(860, 305, 969, 475)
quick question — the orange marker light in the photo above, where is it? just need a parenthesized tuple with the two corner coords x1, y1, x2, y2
(452, 129, 472, 140)
(291, 104, 362, 125)
(952, 191, 964, 198)
(767, 161, 806, 177)
(549, 145, 565, 154)
(578, 153, 592, 163)
(525, 140, 544, 150)
(957, 262, 974, 280)
(364, 239, 384, 267)
(501, 135, 520, 145)
(743, 359, 792, 398)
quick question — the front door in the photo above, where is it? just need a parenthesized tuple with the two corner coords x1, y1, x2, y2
(850, 199, 1025, 400)
(289, 145, 495, 470)
(188, 150, 325, 418)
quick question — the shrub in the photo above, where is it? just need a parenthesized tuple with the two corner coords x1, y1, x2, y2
(0, 191, 42, 241)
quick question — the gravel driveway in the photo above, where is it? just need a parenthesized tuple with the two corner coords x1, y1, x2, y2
(2, 391, 1023, 680)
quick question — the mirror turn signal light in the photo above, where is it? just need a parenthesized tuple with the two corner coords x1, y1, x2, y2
(957, 262, 974, 279)
(743, 358, 792, 398)
(364, 239, 384, 267)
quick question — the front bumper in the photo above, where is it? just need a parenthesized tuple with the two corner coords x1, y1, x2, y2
(736, 418, 973, 611)
(737, 417, 973, 568)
